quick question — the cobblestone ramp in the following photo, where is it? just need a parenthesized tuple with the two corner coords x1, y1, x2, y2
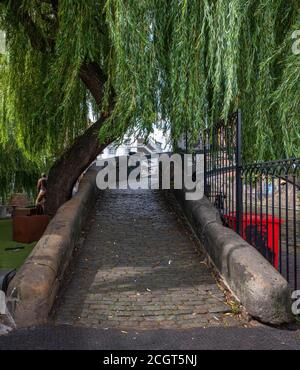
(54, 190, 245, 330)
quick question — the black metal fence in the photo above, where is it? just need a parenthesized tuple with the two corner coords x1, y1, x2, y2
(204, 111, 300, 291)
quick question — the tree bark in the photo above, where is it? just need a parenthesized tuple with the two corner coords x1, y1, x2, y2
(44, 116, 112, 216)
(79, 62, 106, 105)
(44, 61, 114, 216)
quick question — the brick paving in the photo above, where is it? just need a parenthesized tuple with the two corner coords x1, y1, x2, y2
(53, 189, 246, 330)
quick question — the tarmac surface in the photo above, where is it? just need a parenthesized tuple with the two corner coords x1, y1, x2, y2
(0, 324, 299, 350)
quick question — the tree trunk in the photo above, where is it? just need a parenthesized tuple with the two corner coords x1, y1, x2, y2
(44, 116, 111, 217)
(44, 61, 115, 216)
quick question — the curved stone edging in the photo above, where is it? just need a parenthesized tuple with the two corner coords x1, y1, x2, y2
(7, 167, 99, 328)
(174, 189, 293, 324)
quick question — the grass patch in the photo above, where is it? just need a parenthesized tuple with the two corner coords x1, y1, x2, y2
(0, 219, 36, 270)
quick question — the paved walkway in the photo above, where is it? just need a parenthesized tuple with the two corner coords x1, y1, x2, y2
(53, 189, 246, 330)
(1, 325, 300, 350)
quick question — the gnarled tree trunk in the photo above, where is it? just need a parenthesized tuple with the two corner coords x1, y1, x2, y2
(44, 117, 112, 217)
(45, 62, 114, 216)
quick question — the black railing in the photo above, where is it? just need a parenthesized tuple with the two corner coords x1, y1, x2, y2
(204, 111, 300, 291)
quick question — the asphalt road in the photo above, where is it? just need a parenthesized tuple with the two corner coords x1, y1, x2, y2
(0, 325, 299, 350)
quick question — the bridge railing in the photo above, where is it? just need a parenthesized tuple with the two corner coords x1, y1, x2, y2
(202, 111, 300, 291)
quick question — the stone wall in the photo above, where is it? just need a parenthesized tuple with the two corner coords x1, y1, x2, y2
(7, 167, 99, 327)
(174, 189, 293, 324)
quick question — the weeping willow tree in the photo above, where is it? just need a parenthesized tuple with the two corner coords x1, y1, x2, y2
(0, 50, 40, 203)
(0, 141, 40, 203)
(0, 1, 300, 215)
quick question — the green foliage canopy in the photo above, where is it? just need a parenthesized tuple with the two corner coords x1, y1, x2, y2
(0, 0, 300, 199)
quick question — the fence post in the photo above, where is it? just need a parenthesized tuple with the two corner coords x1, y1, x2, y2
(204, 134, 207, 196)
(236, 110, 243, 235)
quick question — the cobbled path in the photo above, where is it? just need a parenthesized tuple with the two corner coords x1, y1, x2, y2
(54, 189, 246, 330)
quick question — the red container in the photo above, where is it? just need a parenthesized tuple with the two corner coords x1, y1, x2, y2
(13, 215, 49, 244)
(223, 213, 283, 269)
